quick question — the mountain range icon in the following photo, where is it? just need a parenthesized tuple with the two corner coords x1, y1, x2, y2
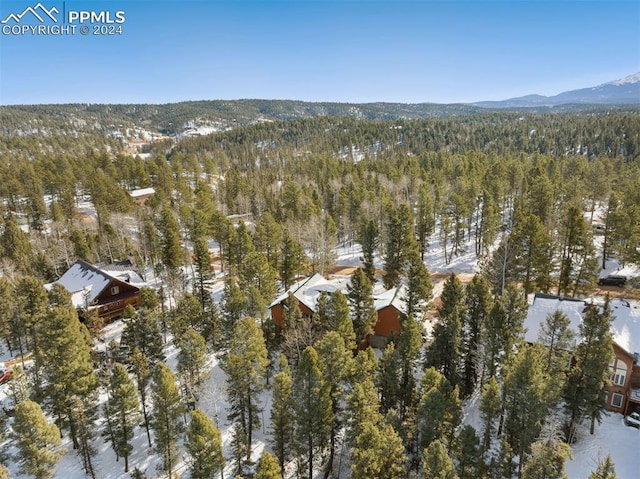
(1, 3, 59, 24)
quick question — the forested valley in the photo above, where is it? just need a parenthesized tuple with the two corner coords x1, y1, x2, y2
(0, 106, 639, 479)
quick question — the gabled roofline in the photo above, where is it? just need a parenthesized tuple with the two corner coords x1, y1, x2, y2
(269, 273, 324, 310)
(58, 259, 141, 302)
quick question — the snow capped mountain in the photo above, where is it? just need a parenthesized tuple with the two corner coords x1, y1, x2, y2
(475, 73, 640, 108)
(608, 72, 640, 86)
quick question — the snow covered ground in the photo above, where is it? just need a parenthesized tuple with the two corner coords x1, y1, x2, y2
(565, 412, 640, 478)
(2, 214, 639, 478)
(461, 389, 640, 478)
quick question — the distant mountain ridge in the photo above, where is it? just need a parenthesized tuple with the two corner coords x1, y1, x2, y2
(1, 74, 639, 137)
(474, 73, 640, 108)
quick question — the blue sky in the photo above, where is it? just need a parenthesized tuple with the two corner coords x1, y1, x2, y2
(0, 0, 638, 104)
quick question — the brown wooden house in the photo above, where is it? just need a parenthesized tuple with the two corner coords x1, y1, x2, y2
(525, 293, 640, 415)
(269, 274, 334, 328)
(269, 274, 413, 349)
(46, 260, 146, 322)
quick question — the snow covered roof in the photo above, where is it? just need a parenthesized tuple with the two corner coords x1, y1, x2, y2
(96, 262, 146, 286)
(524, 294, 640, 356)
(45, 260, 146, 309)
(127, 187, 155, 198)
(374, 284, 408, 315)
(270, 274, 413, 318)
(600, 298, 640, 356)
(46, 260, 113, 308)
(269, 273, 350, 313)
(524, 294, 586, 346)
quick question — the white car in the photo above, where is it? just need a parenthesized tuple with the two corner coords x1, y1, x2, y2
(624, 412, 640, 428)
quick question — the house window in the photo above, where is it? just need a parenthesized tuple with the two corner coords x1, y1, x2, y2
(611, 360, 627, 387)
(111, 286, 120, 295)
(611, 393, 623, 408)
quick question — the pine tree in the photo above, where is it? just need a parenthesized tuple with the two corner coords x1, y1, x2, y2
(0, 214, 33, 274)
(477, 190, 500, 256)
(557, 205, 598, 297)
(315, 331, 354, 476)
(383, 203, 414, 289)
(608, 192, 640, 267)
(346, 373, 382, 446)
(128, 347, 152, 447)
(186, 409, 224, 479)
(428, 273, 464, 386)
(377, 341, 401, 413)
(254, 211, 283, 272)
(170, 293, 205, 342)
(421, 440, 459, 479)
(461, 274, 491, 397)
(503, 345, 551, 478)
(11, 400, 64, 479)
(589, 455, 616, 479)
(351, 421, 407, 479)
(226, 221, 255, 275)
(138, 287, 161, 311)
(359, 218, 379, 282)
(240, 251, 277, 320)
(564, 299, 614, 440)
(176, 327, 209, 401)
(69, 229, 93, 262)
(483, 299, 506, 380)
(69, 395, 98, 479)
(120, 308, 165, 365)
(453, 425, 483, 479)
(396, 315, 424, 419)
(7, 365, 30, 404)
(405, 239, 433, 320)
(482, 234, 517, 295)
(224, 317, 269, 462)
(201, 301, 223, 350)
(521, 438, 572, 479)
(14, 276, 48, 399)
(416, 183, 435, 260)
(538, 311, 575, 377)
(500, 283, 527, 366)
(230, 422, 247, 477)
(158, 203, 184, 273)
(479, 376, 501, 455)
(280, 230, 306, 290)
(416, 367, 462, 450)
(220, 277, 246, 343)
(191, 234, 214, 310)
(292, 346, 333, 479)
(270, 358, 294, 472)
(0, 277, 15, 355)
(150, 362, 185, 478)
(511, 213, 553, 294)
(347, 268, 377, 346)
(255, 451, 283, 479)
(104, 363, 141, 473)
(41, 305, 98, 450)
(321, 291, 356, 349)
